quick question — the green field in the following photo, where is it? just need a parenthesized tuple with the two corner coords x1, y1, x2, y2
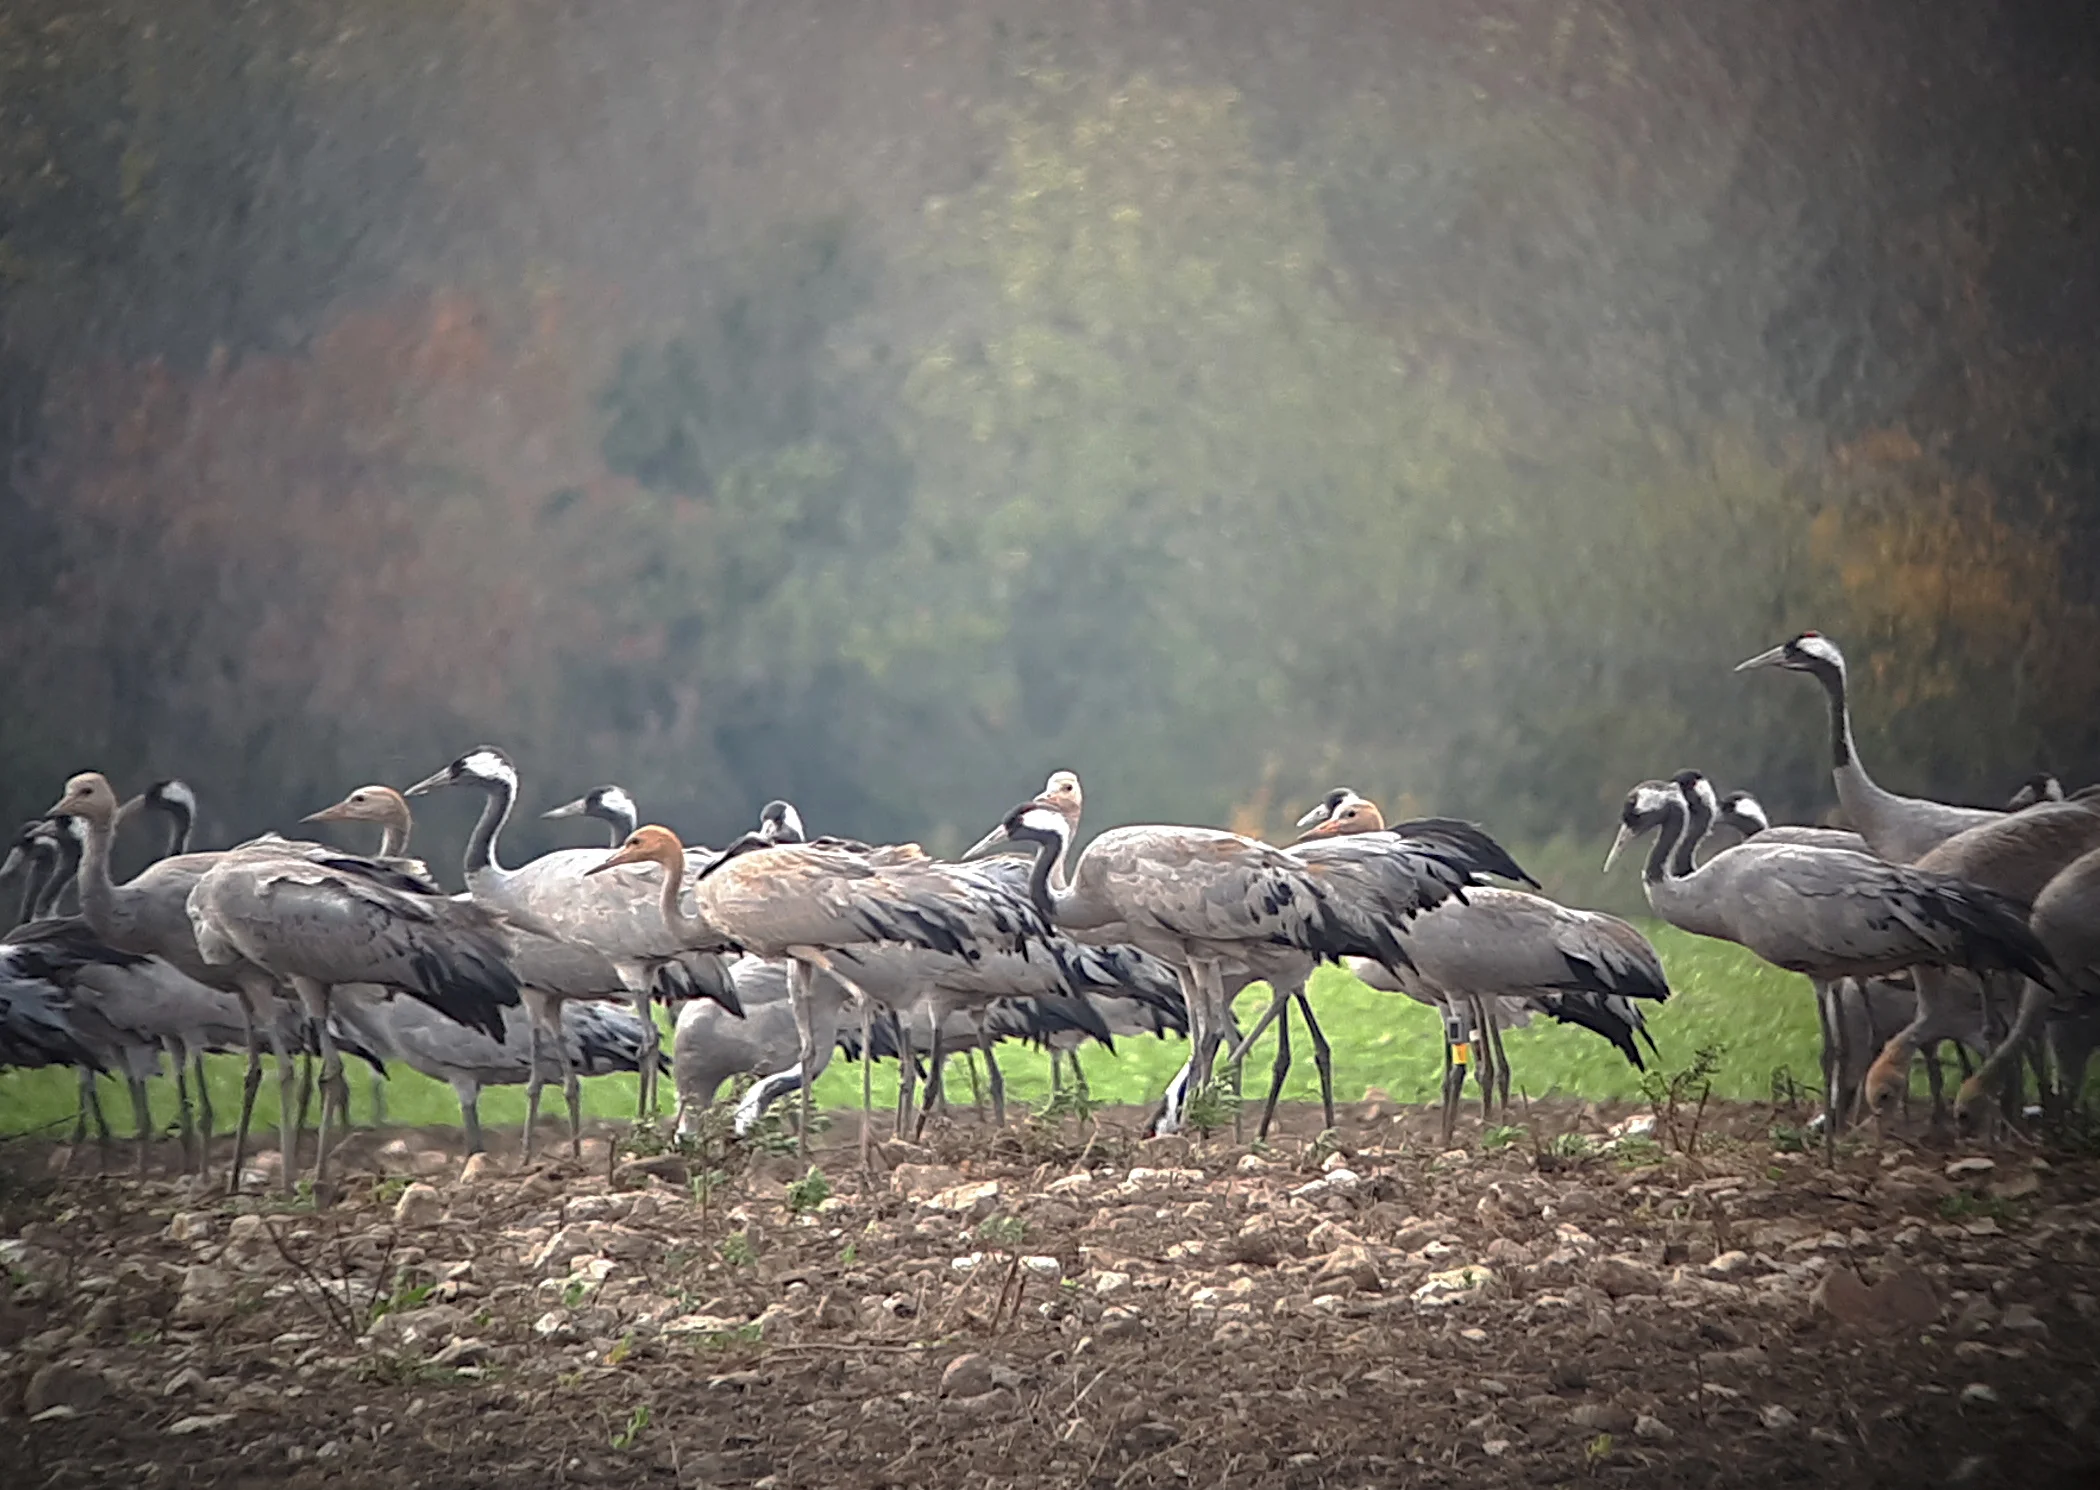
(0, 925, 1850, 1144)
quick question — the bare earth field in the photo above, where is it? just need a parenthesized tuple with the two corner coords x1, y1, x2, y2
(3, 1100, 2098, 1490)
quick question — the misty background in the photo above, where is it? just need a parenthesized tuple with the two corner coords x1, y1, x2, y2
(3, 0, 2096, 904)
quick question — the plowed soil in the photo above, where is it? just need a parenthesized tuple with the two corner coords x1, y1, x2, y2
(3, 1099, 2098, 1489)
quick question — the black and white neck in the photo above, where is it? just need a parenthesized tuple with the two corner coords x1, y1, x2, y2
(1671, 770, 1720, 876)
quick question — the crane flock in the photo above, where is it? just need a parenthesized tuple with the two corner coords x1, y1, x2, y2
(5, 626, 2097, 1197)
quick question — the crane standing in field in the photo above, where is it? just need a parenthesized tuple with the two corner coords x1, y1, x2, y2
(962, 770, 1530, 1133)
(1275, 789, 1667, 1144)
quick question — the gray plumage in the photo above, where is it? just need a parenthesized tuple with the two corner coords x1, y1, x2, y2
(1615, 773, 2052, 988)
(1736, 632, 2000, 862)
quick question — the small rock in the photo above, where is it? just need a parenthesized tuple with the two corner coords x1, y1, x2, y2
(1212, 1320, 1253, 1346)
(1235, 1154, 1270, 1174)
(1568, 1403, 1634, 1433)
(614, 1154, 690, 1188)
(429, 1336, 490, 1368)
(172, 1264, 237, 1327)
(1958, 1383, 1999, 1408)
(532, 1310, 578, 1342)
(458, 1152, 496, 1185)
(1705, 1250, 1751, 1277)
(1093, 1271, 1132, 1295)
(1124, 1420, 1179, 1453)
(1098, 1305, 1145, 1339)
(166, 1413, 238, 1436)
(25, 1363, 106, 1416)
(1985, 1171, 2039, 1202)
(891, 1164, 966, 1200)
(924, 1180, 1003, 1219)
(163, 1367, 207, 1397)
(1999, 1303, 2046, 1337)
(945, 1387, 1014, 1420)
(1046, 1172, 1095, 1196)
(165, 1212, 213, 1244)
(1592, 1255, 1664, 1298)
(1759, 1403, 1798, 1430)
(412, 1150, 451, 1178)
(1483, 1437, 1512, 1457)
(941, 1353, 996, 1397)
(1020, 1255, 1062, 1277)
(1635, 1413, 1673, 1441)
(393, 1183, 445, 1228)
(1413, 1266, 1495, 1309)
(1943, 1157, 1995, 1180)
(222, 1213, 271, 1260)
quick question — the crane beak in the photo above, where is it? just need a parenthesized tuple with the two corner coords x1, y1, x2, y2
(1602, 823, 1637, 872)
(541, 798, 588, 820)
(1733, 644, 1789, 673)
(403, 766, 454, 797)
(961, 824, 1013, 861)
(585, 844, 647, 877)
(1294, 802, 1332, 829)
(302, 801, 355, 824)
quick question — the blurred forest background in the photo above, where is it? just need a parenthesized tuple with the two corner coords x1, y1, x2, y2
(3, 0, 2097, 904)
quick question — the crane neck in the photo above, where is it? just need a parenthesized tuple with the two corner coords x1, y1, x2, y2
(1674, 788, 1713, 878)
(378, 818, 411, 860)
(72, 813, 122, 940)
(600, 807, 637, 846)
(162, 804, 194, 860)
(15, 846, 53, 927)
(1643, 798, 1687, 887)
(462, 776, 514, 878)
(655, 854, 711, 945)
(1812, 657, 1858, 772)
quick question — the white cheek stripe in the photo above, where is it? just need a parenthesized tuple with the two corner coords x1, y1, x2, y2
(1020, 806, 1066, 837)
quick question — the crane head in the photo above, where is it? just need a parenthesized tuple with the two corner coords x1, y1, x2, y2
(543, 784, 639, 830)
(590, 824, 686, 878)
(963, 802, 1070, 863)
(304, 785, 411, 833)
(1604, 779, 1677, 871)
(1294, 790, 1386, 840)
(756, 799, 807, 845)
(1036, 770, 1084, 823)
(406, 746, 517, 798)
(1716, 790, 1770, 839)
(48, 771, 122, 828)
(1735, 631, 1844, 676)
(2006, 773, 2064, 811)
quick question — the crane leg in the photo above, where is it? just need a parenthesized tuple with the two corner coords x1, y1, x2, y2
(193, 1049, 215, 1165)
(456, 1079, 485, 1156)
(1956, 978, 2054, 1132)
(1071, 1048, 1091, 1102)
(1293, 986, 1336, 1133)
(630, 990, 658, 1124)
(915, 1021, 946, 1142)
(859, 995, 875, 1173)
(292, 1050, 315, 1159)
(1049, 1049, 1063, 1097)
(964, 1046, 985, 1121)
(129, 1069, 154, 1176)
(295, 980, 346, 1203)
(71, 1066, 105, 1169)
(787, 961, 818, 1159)
(981, 1038, 1006, 1126)
(1487, 1007, 1512, 1116)
(1258, 996, 1292, 1142)
(563, 1044, 584, 1162)
(275, 1037, 300, 1196)
(522, 1004, 546, 1165)
(1812, 980, 1841, 1154)
(227, 993, 266, 1195)
(168, 1039, 197, 1175)
(1439, 1005, 1467, 1149)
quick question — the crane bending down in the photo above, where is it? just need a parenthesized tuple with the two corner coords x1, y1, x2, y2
(592, 817, 1075, 1161)
(1606, 771, 2055, 1136)
(961, 771, 1529, 1133)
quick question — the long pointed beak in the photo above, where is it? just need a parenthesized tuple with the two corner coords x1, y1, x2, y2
(403, 767, 453, 798)
(586, 844, 651, 877)
(1294, 803, 1331, 829)
(1603, 823, 1637, 872)
(1734, 644, 1788, 673)
(301, 805, 349, 824)
(961, 824, 1013, 861)
(541, 798, 588, 820)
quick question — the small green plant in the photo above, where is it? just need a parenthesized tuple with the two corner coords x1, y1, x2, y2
(610, 1404, 651, 1450)
(690, 1168, 730, 1215)
(837, 1241, 859, 1268)
(784, 1166, 831, 1215)
(1305, 1128, 1343, 1170)
(372, 1174, 410, 1209)
(560, 1278, 591, 1309)
(604, 1333, 635, 1366)
(1937, 1192, 2012, 1223)
(1611, 1135, 1665, 1169)
(1769, 1123, 1811, 1154)
(621, 1121, 668, 1160)
(1639, 1043, 1726, 1154)
(1480, 1124, 1527, 1153)
(718, 1230, 757, 1268)
(1584, 1432, 1613, 1471)
(1033, 1084, 1101, 1125)
(1181, 1080, 1240, 1140)
(975, 1214, 1027, 1250)
(1547, 1132, 1595, 1159)
(690, 1321, 764, 1350)
(369, 1276, 434, 1323)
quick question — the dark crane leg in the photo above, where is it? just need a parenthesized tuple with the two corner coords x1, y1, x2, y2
(1293, 985, 1336, 1134)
